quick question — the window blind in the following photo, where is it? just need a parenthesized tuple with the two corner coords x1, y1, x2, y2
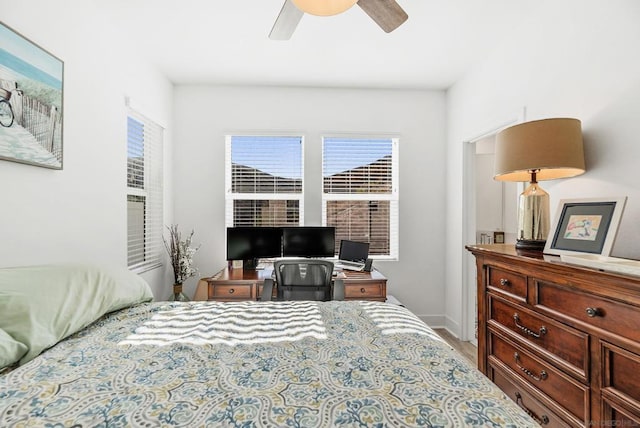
(225, 135, 304, 227)
(322, 137, 399, 259)
(127, 111, 164, 271)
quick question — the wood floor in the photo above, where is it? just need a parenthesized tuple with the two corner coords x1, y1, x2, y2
(433, 328, 478, 367)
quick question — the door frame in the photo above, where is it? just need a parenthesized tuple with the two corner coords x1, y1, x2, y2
(460, 108, 526, 343)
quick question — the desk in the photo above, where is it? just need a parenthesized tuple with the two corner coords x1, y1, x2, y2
(197, 266, 387, 302)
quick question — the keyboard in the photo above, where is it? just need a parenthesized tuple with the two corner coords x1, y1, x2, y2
(255, 262, 273, 270)
(334, 260, 365, 271)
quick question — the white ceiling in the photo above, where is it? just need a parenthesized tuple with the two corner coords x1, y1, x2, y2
(95, 0, 537, 90)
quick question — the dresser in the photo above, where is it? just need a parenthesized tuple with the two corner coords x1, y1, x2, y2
(199, 266, 387, 302)
(466, 244, 640, 427)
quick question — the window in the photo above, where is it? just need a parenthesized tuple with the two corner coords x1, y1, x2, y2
(322, 137, 399, 259)
(225, 136, 303, 227)
(127, 110, 164, 271)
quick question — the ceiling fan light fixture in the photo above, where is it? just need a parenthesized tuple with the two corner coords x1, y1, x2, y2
(291, 0, 358, 16)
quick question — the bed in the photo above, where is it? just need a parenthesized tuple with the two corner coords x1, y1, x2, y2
(0, 265, 537, 427)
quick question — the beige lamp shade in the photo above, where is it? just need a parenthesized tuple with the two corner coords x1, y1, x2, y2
(494, 118, 586, 182)
(292, 0, 358, 16)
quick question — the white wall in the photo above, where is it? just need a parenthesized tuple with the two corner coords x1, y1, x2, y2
(0, 0, 174, 298)
(172, 85, 447, 322)
(446, 0, 640, 335)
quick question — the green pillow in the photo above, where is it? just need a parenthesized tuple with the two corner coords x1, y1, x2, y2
(0, 264, 153, 365)
(0, 328, 27, 370)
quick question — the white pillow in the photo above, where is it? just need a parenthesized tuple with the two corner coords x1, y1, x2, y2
(0, 328, 27, 370)
(0, 264, 153, 365)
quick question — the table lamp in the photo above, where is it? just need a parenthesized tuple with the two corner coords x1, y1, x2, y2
(494, 118, 586, 251)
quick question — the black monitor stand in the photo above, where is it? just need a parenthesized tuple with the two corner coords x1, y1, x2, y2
(243, 258, 259, 270)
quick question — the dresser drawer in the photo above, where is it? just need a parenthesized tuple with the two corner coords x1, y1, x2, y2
(491, 366, 576, 427)
(602, 401, 640, 428)
(602, 342, 640, 405)
(487, 266, 527, 302)
(488, 295, 589, 381)
(209, 283, 254, 300)
(344, 283, 384, 300)
(489, 331, 589, 420)
(535, 281, 640, 343)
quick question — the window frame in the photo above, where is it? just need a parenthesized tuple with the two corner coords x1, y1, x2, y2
(126, 108, 164, 273)
(321, 135, 399, 260)
(225, 134, 305, 228)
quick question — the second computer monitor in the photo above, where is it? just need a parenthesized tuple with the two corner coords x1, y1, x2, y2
(282, 226, 335, 258)
(338, 239, 369, 263)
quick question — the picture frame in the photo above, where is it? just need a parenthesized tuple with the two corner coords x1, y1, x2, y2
(493, 231, 505, 244)
(544, 197, 627, 256)
(0, 21, 64, 169)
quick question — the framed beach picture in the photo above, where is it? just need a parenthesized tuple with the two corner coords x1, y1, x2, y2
(0, 22, 63, 169)
(544, 197, 627, 257)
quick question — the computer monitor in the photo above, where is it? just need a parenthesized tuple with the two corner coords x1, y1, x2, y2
(338, 239, 370, 263)
(226, 227, 282, 261)
(282, 227, 335, 258)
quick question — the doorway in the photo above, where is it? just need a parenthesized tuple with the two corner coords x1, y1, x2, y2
(460, 110, 524, 344)
(474, 136, 518, 247)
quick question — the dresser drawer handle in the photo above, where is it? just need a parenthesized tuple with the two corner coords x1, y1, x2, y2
(513, 314, 547, 338)
(514, 352, 548, 381)
(228, 288, 235, 294)
(500, 278, 510, 286)
(360, 288, 366, 293)
(515, 392, 550, 425)
(585, 307, 601, 317)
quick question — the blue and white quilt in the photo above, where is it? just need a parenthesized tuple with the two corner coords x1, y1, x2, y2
(0, 300, 536, 427)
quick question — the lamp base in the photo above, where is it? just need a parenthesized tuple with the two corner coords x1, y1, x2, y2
(515, 239, 546, 252)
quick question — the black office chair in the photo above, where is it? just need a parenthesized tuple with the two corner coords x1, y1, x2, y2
(261, 259, 344, 301)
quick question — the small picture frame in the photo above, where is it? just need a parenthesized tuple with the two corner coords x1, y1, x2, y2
(493, 231, 505, 244)
(544, 197, 627, 256)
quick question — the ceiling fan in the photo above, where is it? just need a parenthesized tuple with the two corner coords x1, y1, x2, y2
(269, 0, 408, 40)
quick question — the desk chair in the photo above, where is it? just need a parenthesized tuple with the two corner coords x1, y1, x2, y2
(261, 259, 344, 301)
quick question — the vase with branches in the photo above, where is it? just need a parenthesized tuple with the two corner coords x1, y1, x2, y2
(163, 224, 199, 301)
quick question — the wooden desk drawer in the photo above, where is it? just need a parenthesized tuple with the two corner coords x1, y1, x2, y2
(488, 295, 589, 381)
(536, 281, 640, 343)
(344, 283, 384, 299)
(491, 366, 575, 427)
(489, 331, 589, 420)
(603, 342, 640, 405)
(209, 283, 253, 300)
(487, 266, 527, 302)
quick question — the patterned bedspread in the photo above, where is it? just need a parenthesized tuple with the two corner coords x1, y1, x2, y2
(0, 301, 536, 427)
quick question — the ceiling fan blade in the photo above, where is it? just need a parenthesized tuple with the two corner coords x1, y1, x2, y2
(269, 0, 304, 40)
(357, 0, 408, 33)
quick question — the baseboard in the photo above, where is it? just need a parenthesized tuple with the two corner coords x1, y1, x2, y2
(445, 316, 461, 338)
(417, 314, 447, 327)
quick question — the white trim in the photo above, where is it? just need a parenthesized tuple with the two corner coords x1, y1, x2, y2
(224, 134, 305, 227)
(126, 108, 164, 272)
(321, 136, 399, 260)
(459, 107, 526, 342)
(417, 314, 447, 328)
(318, 131, 402, 140)
(228, 193, 304, 200)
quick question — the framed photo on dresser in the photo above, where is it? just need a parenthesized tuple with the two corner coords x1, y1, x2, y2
(544, 197, 627, 256)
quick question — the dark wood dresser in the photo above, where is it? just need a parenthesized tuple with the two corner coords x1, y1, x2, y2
(466, 244, 640, 427)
